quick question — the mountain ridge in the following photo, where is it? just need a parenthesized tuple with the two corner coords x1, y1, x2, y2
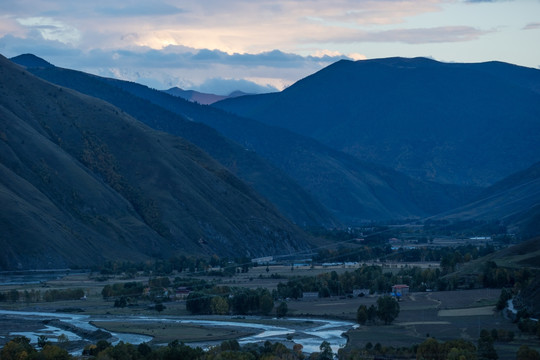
(9, 54, 338, 228)
(0, 54, 311, 269)
(214, 57, 540, 186)
(11, 54, 481, 225)
(432, 161, 540, 238)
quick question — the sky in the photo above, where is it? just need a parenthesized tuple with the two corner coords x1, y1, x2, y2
(1, 0, 539, 95)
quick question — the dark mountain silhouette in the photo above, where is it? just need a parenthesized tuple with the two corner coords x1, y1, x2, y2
(10, 53, 54, 68)
(214, 57, 540, 186)
(0, 55, 311, 269)
(12, 55, 479, 224)
(433, 161, 540, 238)
(163, 87, 228, 105)
(163, 87, 250, 105)
(10, 54, 338, 228)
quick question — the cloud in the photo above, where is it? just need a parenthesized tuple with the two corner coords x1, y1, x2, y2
(366, 26, 489, 44)
(523, 22, 540, 30)
(0, 34, 349, 93)
(16, 17, 81, 45)
(300, 26, 489, 45)
(96, 4, 184, 17)
(1, 0, 538, 91)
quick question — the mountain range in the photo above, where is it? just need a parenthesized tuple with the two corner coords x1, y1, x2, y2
(0, 54, 310, 269)
(214, 57, 540, 187)
(3, 53, 540, 269)
(10, 54, 338, 228)
(10, 54, 481, 225)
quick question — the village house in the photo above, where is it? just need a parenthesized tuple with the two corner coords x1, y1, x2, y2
(391, 284, 409, 300)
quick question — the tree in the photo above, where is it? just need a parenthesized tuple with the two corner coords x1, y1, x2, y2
(517, 345, 540, 360)
(0, 336, 35, 360)
(40, 344, 71, 360)
(416, 338, 441, 360)
(276, 301, 288, 318)
(38, 335, 50, 349)
(186, 291, 211, 314)
(259, 293, 274, 315)
(318, 341, 333, 360)
(376, 295, 400, 324)
(477, 329, 498, 360)
(496, 288, 512, 311)
(367, 304, 377, 323)
(211, 296, 229, 315)
(356, 305, 368, 325)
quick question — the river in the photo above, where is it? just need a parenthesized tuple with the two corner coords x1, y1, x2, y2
(0, 309, 355, 355)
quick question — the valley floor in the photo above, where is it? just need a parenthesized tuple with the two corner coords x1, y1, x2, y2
(1, 270, 539, 359)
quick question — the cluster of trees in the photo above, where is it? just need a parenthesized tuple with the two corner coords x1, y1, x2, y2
(481, 261, 533, 289)
(80, 339, 317, 360)
(101, 276, 217, 308)
(517, 318, 540, 340)
(356, 296, 400, 325)
(101, 282, 145, 299)
(0, 336, 70, 360)
(186, 287, 275, 316)
(275, 265, 443, 299)
(313, 238, 495, 267)
(415, 337, 479, 360)
(339, 341, 417, 359)
(276, 266, 394, 299)
(0, 288, 84, 303)
(96, 255, 253, 277)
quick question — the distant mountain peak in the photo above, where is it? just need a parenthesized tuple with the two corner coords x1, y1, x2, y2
(10, 54, 54, 69)
(162, 87, 252, 105)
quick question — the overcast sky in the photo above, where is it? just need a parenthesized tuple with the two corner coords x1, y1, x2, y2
(1, 0, 539, 95)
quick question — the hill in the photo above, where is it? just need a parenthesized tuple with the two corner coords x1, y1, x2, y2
(162, 87, 228, 105)
(214, 57, 540, 186)
(10, 54, 338, 228)
(162, 87, 250, 105)
(12, 56, 479, 224)
(450, 237, 540, 316)
(432, 161, 540, 238)
(0, 54, 311, 269)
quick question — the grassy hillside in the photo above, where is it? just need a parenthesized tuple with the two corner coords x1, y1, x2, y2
(0, 55, 311, 269)
(11, 54, 339, 228)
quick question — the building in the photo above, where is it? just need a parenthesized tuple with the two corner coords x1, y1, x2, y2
(391, 284, 409, 299)
(302, 292, 319, 300)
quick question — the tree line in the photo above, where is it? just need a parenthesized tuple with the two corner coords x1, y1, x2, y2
(0, 288, 84, 303)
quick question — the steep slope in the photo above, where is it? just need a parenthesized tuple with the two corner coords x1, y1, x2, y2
(60, 63, 477, 224)
(433, 162, 540, 238)
(0, 55, 311, 269)
(214, 57, 540, 186)
(13, 54, 478, 224)
(10, 54, 338, 228)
